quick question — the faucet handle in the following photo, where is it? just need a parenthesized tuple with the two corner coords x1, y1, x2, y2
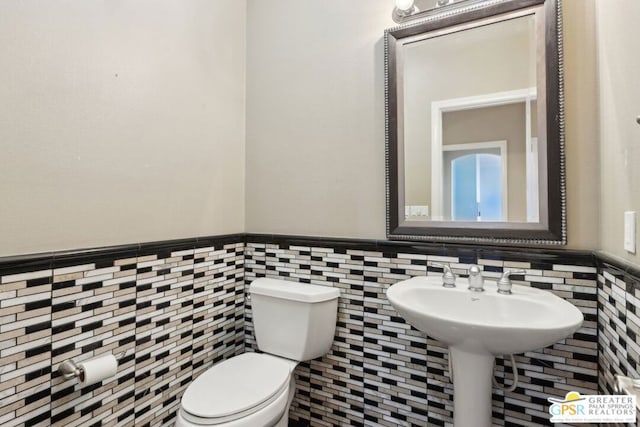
(468, 264, 485, 292)
(497, 269, 526, 294)
(431, 263, 456, 288)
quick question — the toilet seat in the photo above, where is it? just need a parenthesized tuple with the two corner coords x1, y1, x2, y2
(180, 353, 295, 425)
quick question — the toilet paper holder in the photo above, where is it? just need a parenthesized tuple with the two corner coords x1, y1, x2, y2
(58, 351, 126, 382)
(614, 374, 640, 411)
(615, 374, 640, 393)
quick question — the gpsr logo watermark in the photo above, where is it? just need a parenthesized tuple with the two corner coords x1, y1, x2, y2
(548, 391, 637, 423)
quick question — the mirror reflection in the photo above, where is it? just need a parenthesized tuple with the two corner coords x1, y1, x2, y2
(386, 0, 566, 243)
(400, 12, 546, 225)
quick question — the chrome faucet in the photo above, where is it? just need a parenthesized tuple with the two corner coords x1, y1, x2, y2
(432, 263, 456, 288)
(497, 269, 526, 294)
(467, 265, 484, 292)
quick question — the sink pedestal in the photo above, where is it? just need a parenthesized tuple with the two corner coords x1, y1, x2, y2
(386, 276, 584, 427)
(450, 347, 494, 427)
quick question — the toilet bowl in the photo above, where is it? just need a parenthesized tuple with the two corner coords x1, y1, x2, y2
(175, 353, 297, 427)
(175, 278, 340, 427)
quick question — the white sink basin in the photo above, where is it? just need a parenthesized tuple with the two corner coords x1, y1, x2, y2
(387, 275, 583, 355)
(387, 274, 584, 427)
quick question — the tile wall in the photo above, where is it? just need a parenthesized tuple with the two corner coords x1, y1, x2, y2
(0, 237, 244, 427)
(4, 233, 640, 427)
(244, 237, 599, 427)
(597, 256, 640, 427)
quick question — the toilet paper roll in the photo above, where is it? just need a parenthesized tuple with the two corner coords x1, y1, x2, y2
(79, 354, 118, 386)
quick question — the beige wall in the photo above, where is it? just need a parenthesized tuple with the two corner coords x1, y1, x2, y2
(0, 0, 603, 255)
(246, 0, 600, 249)
(563, 0, 600, 251)
(0, 0, 246, 256)
(245, 0, 390, 238)
(596, 0, 640, 264)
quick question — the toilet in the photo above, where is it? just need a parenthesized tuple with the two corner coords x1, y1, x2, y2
(175, 278, 340, 427)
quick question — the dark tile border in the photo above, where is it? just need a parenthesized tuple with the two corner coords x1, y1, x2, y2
(594, 251, 640, 282)
(52, 245, 140, 269)
(196, 234, 247, 247)
(0, 254, 53, 276)
(595, 250, 640, 287)
(5, 232, 640, 279)
(0, 234, 245, 274)
(137, 238, 196, 258)
(247, 233, 595, 265)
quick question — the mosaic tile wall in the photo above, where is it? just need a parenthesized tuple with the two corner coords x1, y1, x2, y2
(244, 239, 599, 427)
(597, 258, 640, 427)
(2, 233, 619, 427)
(0, 237, 244, 427)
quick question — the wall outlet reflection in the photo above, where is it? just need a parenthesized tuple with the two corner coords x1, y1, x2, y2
(405, 205, 429, 220)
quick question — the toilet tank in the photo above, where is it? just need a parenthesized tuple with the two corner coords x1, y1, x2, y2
(249, 278, 340, 361)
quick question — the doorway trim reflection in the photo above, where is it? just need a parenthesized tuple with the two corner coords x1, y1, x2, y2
(430, 87, 537, 219)
(443, 141, 508, 221)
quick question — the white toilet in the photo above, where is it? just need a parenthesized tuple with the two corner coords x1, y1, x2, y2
(175, 278, 340, 427)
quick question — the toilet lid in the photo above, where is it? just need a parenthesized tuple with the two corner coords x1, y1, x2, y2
(181, 353, 292, 421)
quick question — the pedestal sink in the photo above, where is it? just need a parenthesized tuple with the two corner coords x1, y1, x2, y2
(386, 275, 583, 427)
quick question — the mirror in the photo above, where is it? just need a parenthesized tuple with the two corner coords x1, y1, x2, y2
(385, 0, 565, 244)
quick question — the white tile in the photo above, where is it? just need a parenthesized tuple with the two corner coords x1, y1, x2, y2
(194, 246, 215, 254)
(0, 359, 49, 382)
(102, 275, 136, 287)
(553, 264, 597, 273)
(53, 290, 92, 305)
(0, 290, 17, 300)
(137, 258, 166, 268)
(53, 331, 94, 349)
(0, 314, 49, 333)
(85, 266, 121, 277)
(52, 310, 92, 327)
(526, 275, 564, 284)
(53, 264, 94, 276)
(0, 291, 50, 308)
(426, 255, 458, 263)
(0, 314, 16, 326)
(76, 273, 113, 285)
(1, 269, 51, 284)
(171, 249, 194, 257)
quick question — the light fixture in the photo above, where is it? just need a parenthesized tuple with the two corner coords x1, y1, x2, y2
(392, 0, 419, 23)
(392, 0, 469, 24)
(395, 0, 415, 10)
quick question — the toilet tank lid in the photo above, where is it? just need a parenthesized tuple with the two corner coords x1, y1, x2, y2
(250, 278, 340, 303)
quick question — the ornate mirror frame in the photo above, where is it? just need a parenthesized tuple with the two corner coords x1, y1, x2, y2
(385, 0, 565, 245)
